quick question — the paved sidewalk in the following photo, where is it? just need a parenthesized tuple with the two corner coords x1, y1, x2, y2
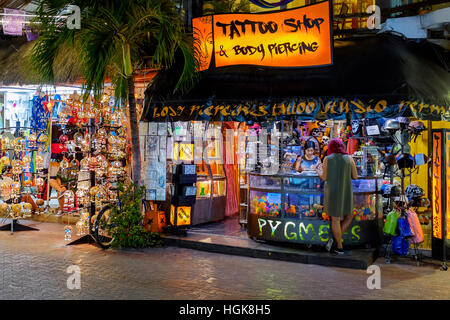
(0, 220, 449, 300)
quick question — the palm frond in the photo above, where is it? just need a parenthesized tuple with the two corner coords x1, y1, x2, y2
(173, 36, 199, 94)
(203, 0, 251, 14)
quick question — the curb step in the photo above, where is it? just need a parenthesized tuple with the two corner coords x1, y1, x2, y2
(162, 231, 377, 270)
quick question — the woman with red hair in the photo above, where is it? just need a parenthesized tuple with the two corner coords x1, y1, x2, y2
(316, 138, 358, 254)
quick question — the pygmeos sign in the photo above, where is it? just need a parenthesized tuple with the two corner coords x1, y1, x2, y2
(193, 0, 333, 70)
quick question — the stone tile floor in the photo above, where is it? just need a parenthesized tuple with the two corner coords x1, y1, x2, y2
(0, 219, 449, 300)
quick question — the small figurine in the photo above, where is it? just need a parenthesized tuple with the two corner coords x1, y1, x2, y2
(287, 205, 296, 215)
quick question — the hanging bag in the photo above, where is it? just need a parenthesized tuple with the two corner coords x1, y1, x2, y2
(398, 215, 414, 238)
(383, 210, 399, 236)
(392, 235, 410, 256)
(407, 208, 424, 244)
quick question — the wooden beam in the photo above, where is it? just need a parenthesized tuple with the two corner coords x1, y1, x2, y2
(0, 0, 11, 8)
(18, 0, 32, 9)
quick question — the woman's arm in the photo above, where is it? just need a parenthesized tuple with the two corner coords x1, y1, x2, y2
(350, 156, 358, 180)
(316, 157, 327, 181)
(294, 156, 302, 172)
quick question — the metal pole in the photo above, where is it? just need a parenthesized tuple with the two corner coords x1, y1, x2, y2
(46, 119, 52, 209)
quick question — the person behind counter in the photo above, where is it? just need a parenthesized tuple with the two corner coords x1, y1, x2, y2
(294, 139, 321, 173)
(315, 138, 358, 255)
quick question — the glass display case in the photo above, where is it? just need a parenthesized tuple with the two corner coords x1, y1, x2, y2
(192, 122, 227, 225)
(191, 160, 227, 225)
(247, 172, 383, 246)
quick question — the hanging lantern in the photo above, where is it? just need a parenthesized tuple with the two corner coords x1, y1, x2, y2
(37, 133, 48, 144)
(0, 203, 9, 215)
(117, 137, 126, 148)
(1, 181, 11, 199)
(23, 155, 31, 170)
(63, 189, 75, 210)
(97, 128, 107, 139)
(96, 154, 107, 168)
(81, 209, 89, 221)
(23, 179, 32, 193)
(114, 151, 126, 160)
(0, 156, 10, 166)
(87, 106, 97, 119)
(100, 94, 109, 104)
(28, 133, 37, 149)
(70, 158, 78, 168)
(11, 203, 22, 218)
(80, 157, 90, 171)
(12, 181, 21, 195)
(59, 134, 68, 143)
(110, 110, 118, 121)
(11, 160, 23, 174)
(81, 138, 90, 152)
(35, 154, 44, 170)
(73, 132, 84, 146)
(36, 198, 45, 207)
(60, 159, 69, 170)
(88, 156, 97, 170)
(66, 141, 76, 154)
(13, 137, 26, 152)
(58, 104, 72, 124)
(96, 166, 106, 177)
(76, 189, 89, 206)
(23, 202, 32, 217)
(110, 160, 123, 176)
(117, 127, 127, 137)
(77, 111, 86, 120)
(96, 186, 106, 200)
(75, 219, 85, 235)
(1, 136, 11, 150)
(35, 177, 44, 188)
(90, 186, 99, 197)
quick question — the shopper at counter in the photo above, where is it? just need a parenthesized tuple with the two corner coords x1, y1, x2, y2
(316, 138, 358, 255)
(294, 139, 321, 173)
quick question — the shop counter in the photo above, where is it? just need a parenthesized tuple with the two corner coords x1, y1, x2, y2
(247, 172, 383, 246)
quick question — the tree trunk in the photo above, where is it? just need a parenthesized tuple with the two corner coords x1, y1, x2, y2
(127, 75, 141, 186)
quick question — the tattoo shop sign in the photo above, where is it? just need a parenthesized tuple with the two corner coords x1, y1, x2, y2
(193, 0, 332, 70)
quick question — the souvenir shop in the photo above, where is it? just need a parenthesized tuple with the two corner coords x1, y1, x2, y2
(0, 87, 129, 238)
(141, 3, 450, 257)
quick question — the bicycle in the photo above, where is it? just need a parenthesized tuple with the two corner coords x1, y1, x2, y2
(93, 194, 147, 249)
(93, 201, 116, 249)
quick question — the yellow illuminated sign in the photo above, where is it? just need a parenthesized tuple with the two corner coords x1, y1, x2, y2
(432, 132, 442, 239)
(447, 132, 450, 239)
(193, 0, 332, 70)
(173, 142, 194, 162)
(170, 205, 192, 227)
